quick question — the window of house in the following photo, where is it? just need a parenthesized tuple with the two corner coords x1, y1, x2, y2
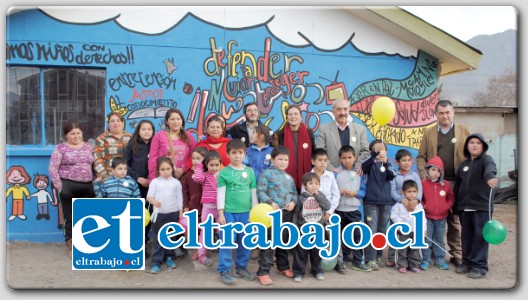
(7, 67, 106, 146)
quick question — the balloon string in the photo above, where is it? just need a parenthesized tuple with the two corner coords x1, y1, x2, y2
(425, 236, 453, 258)
(488, 188, 493, 221)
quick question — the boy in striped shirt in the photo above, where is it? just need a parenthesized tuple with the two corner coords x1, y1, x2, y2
(97, 157, 141, 199)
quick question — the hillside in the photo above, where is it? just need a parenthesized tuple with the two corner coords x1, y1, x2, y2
(439, 29, 517, 107)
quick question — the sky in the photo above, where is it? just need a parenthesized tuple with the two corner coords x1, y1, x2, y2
(400, 6, 517, 42)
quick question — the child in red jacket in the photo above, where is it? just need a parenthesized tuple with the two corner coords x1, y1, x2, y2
(420, 156, 455, 271)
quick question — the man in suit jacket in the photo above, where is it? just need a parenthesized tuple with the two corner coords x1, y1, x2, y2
(417, 99, 470, 267)
(316, 99, 369, 173)
(227, 102, 271, 147)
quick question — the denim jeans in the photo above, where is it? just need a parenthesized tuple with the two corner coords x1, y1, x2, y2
(363, 204, 392, 262)
(217, 212, 251, 273)
(423, 218, 447, 263)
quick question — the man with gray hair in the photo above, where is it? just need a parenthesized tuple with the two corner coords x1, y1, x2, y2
(316, 99, 369, 174)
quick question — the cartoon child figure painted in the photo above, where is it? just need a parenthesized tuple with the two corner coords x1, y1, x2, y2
(30, 174, 56, 220)
(6, 166, 31, 221)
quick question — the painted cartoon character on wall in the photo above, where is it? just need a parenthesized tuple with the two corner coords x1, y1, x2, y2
(6, 166, 31, 221)
(30, 174, 56, 220)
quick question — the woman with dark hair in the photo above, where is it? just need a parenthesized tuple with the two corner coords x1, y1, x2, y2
(270, 105, 315, 192)
(124, 120, 155, 199)
(93, 112, 133, 182)
(148, 108, 196, 180)
(48, 123, 95, 257)
(186, 115, 231, 170)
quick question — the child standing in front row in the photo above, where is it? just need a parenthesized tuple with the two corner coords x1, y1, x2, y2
(146, 156, 183, 274)
(334, 145, 369, 272)
(454, 133, 498, 279)
(292, 172, 331, 282)
(361, 139, 397, 270)
(256, 145, 297, 286)
(388, 149, 423, 267)
(390, 180, 426, 274)
(302, 148, 343, 274)
(193, 149, 222, 267)
(217, 139, 258, 285)
(420, 156, 455, 271)
(97, 157, 141, 199)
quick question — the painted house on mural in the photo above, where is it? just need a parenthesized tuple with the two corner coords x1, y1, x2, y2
(5, 7, 482, 242)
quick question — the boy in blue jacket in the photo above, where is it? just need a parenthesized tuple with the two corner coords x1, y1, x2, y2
(361, 139, 397, 270)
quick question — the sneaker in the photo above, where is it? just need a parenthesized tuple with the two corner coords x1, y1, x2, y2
(351, 263, 372, 272)
(468, 271, 486, 279)
(376, 257, 385, 267)
(276, 269, 294, 278)
(420, 261, 430, 270)
(258, 275, 273, 286)
(198, 255, 213, 267)
(293, 275, 303, 282)
(219, 271, 236, 285)
(334, 263, 347, 275)
(436, 261, 449, 270)
(398, 267, 407, 273)
(191, 251, 199, 260)
(165, 257, 176, 269)
(234, 267, 256, 281)
(367, 261, 380, 271)
(410, 267, 420, 273)
(386, 261, 396, 267)
(150, 265, 160, 274)
(315, 273, 325, 280)
(456, 264, 471, 274)
(8, 215, 16, 221)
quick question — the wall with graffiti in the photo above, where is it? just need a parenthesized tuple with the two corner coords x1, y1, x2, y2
(6, 8, 439, 242)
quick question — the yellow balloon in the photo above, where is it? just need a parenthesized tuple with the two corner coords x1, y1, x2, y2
(144, 208, 150, 227)
(371, 96, 396, 126)
(249, 203, 274, 228)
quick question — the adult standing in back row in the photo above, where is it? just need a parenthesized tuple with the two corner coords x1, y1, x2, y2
(417, 99, 470, 267)
(316, 99, 369, 174)
(270, 105, 315, 193)
(228, 102, 271, 147)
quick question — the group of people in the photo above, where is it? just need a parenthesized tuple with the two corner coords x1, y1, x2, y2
(47, 98, 498, 286)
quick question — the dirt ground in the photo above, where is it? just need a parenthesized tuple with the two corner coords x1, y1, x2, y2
(5, 204, 518, 291)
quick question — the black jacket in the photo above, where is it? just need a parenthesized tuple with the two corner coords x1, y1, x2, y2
(227, 121, 271, 147)
(124, 136, 151, 181)
(361, 150, 397, 205)
(454, 133, 497, 212)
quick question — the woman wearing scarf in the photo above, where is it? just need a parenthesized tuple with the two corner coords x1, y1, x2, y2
(185, 114, 231, 170)
(270, 105, 315, 193)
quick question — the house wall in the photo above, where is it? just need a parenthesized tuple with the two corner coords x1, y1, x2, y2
(455, 110, 518, 188)
(6, 8, 440, 242)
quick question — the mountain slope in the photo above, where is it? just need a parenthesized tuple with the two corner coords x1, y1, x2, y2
(439, 29, 517, 106)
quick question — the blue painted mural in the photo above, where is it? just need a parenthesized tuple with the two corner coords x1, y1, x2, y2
(6, 9, 439, 242)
